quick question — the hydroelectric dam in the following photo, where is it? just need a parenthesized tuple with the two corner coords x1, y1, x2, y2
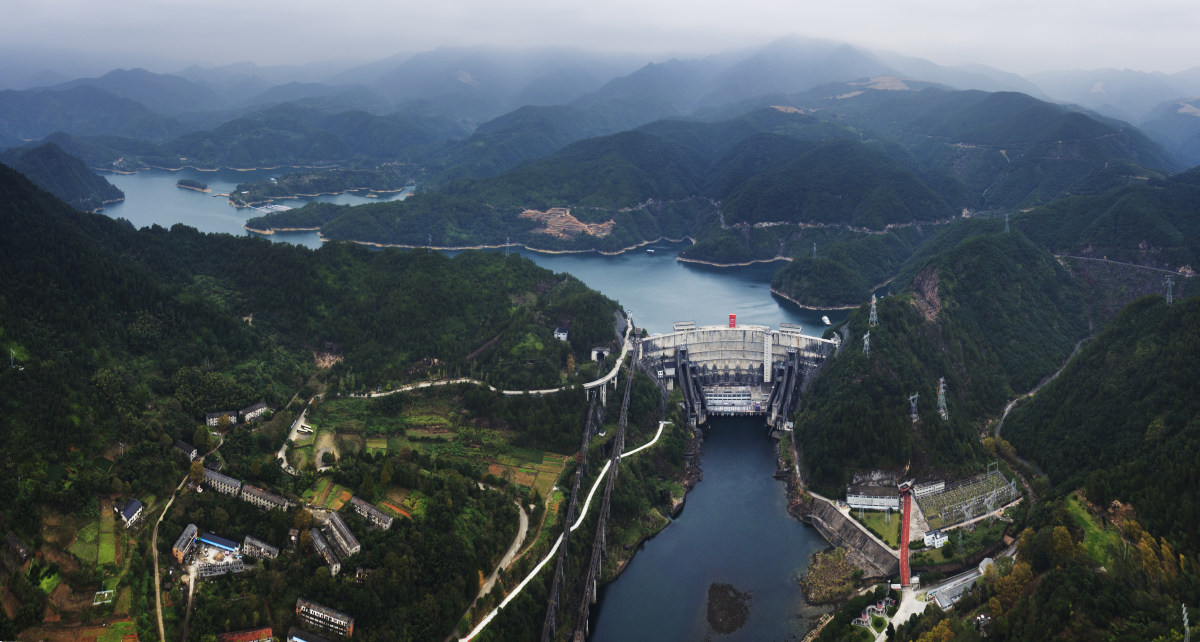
(638, 320, 838, 432)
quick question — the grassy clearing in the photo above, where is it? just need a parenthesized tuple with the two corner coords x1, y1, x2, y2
(70, 521, 99, 563)
(86, 619, 137, 642)
(366, 435, 388, 454)
(310, 396, 426, 434)
(38, 572, 62, 595)
(114, 587, 131, 615)
(98, 508, 116, 566)
(852, 509, 902, 549)
(911, 519, 1008, 567)
(1067, 495, 1122, 567)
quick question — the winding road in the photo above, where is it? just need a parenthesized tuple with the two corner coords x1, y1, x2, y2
(458, 420, 669, 642)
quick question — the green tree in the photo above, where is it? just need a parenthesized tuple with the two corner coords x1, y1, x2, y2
(360, 475, 375, 500)
(193, 426, 210, 452)
(189, 461, 204, 486)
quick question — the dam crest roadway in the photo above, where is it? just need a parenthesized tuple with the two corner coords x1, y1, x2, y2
(639, 321, 838, 431)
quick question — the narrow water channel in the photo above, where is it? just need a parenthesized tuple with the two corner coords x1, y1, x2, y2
(589, 417, 830, 641)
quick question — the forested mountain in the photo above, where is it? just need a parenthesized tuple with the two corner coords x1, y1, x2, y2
(1018, 164, 1200, 271)
(0, 163, 638, 640)
(49, 102, 471, 169)
(0, 143, 123, 210)
(251, 107, 958, 252)
(1139, 95, 1200, 166)
(781, 84, 1181, 211)
(1003, 296, 1200, 553)
(795, 228, 1088, 495)
(47, 67, 227, 115)
(0, 85, 187, 141)
(0, 162, 619, 514)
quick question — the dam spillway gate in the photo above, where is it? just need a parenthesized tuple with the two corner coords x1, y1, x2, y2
(638, 321, 837, 431)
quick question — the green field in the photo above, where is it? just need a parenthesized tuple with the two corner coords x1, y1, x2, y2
(366, 435, 388, 453)
(308, 396, 414, 434)
(303, 477, 353, 510)
(98, 508, 116, 565)
(1066, 495, 1122, 566)
(852, 509, 902, 549)
(70, 521, 99, 563)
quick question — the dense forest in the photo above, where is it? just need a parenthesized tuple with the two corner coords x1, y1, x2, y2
(0, 142, 124, 211)
(795, 229, 1088, 495)
(1018, 164, 1200, 271)
(1002, 295, 1200, 554)
(0, 162, 654, 640)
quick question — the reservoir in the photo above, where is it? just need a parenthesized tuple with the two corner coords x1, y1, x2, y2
(102, 167, 409, 250)
(101, 168, 840, 639)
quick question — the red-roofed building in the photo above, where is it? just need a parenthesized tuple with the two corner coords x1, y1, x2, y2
(216, 627, 273, 642)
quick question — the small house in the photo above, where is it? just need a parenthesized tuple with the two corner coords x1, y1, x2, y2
(116, 499, 143, 528)
(924, 529, 948, 549)
(175, 440, 199, 461)
(553, 327, 569, 342)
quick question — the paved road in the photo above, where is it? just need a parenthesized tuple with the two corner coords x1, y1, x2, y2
(458, 420, 669, 642)
(152, 481, 184, 641)
(155, 439, 223, 640)
(357, 315, 634, 400)
(900, 491, 912, 585)
(448, 500, 530, 642)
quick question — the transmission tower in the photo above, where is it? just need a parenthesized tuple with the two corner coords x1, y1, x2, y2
(1166, 275, 1176, 304)
(909, 393, 920, 423)
(1004, 212, 1010, 234)
(869, 295, 878, 327)
(937, 377, 949, 421)
(863, 331, 870, 356)
(812, 242, 817, 260)
(1183, 603, 1190, 642)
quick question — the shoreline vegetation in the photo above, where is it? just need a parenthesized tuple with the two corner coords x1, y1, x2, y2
(230, 187, 408, 208)
(678, 255, 793, 268)
(242, 231, 700, 257)
(175, 179, 211, 194)
(97, 163, 341, 175)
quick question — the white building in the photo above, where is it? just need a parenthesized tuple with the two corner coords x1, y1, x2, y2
(924, 529, 948, 549)
(846, 484, 900, 510)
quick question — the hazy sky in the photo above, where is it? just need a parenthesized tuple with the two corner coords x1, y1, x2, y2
(5, 0, 1199, 75)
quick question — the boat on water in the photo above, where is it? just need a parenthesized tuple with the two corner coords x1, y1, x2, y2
(646, 248, 655, 253)
(822, 315, 831, 326)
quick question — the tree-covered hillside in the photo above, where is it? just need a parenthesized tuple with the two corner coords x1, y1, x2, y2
(796, 229, 1088, 495)
(1003, 295, 1200, 553)
(251, 108, 960, 253)
(0, 161, 619, 519)
(1019, 164, 1200, 271)
(0, 143, 124, 210)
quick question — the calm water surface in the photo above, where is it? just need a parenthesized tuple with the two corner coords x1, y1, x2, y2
(103, 167, 408, 250)
(99, 168, 837, 639)
(591, 417, 830, 642)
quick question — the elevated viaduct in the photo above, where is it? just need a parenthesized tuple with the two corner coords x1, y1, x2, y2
(639, 321, 837, 432)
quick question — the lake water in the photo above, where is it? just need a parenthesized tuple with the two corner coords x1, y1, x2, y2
(102, 167, 409, 250)
(101, 168, 837, 640)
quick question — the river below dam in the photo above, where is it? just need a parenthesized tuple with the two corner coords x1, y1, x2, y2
(590, 417, 831, 641)
(103, 168, 844, 640)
